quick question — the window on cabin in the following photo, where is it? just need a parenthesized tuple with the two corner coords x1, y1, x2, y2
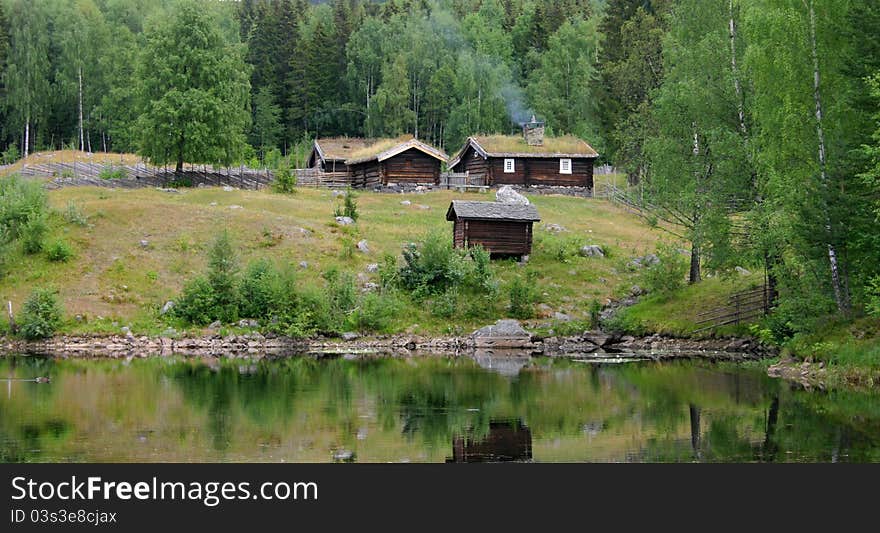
(559, 158, 572, 174)
(504, 158, 515, 173)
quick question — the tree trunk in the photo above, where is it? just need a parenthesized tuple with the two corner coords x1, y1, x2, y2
(689, 404, 702, 461)
(176, 132, 185, 174)
(806, 0, 849, 313)
(23, 117, 29, 159)
(689, 244, 701, 284)
(78, 67, 85, 152)
(762, 395, 779, 461)
(728, 0, 747, 136)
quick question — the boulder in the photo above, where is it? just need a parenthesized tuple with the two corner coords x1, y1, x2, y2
(335, 216, 355, 225)
(630, 285, 644, 297)
(582, 331, 613, 348)
(735, 266, 751, 276)
(341, 332, 360, 341)
(553, 312, 572, 322)
(366, 263, 379, 273)
(400, 200, 411, 206)
(160, 301, 175, 315)
(472, 319, 533, 349)
(495, 185, 530, 205)
(299, 261, 309, 269)
(229, 205, 243, 209)
(139, 239, 150, 249)
(579, 245, 604, 258)
(208, 321, 222, 330)
(362, 282, 379, 292)
(543, 223, 567, 233)
(630, 254, 660, 268)
(356, 239, 370, 253)
(223, 186, 234, 192)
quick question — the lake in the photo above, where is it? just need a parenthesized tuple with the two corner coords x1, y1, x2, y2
(1, 354, 878, 462)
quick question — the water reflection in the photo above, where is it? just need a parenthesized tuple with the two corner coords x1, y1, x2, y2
(447, 419, 532, 462)
(0, 355, 878, 463)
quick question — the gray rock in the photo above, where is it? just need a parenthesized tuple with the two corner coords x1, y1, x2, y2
(362, 282, 379, 292)
(139, 239, 150, 249)
(415, 204, 431, 210)
(472, 319, 531, 338)
(223, 185, 234, 192)
(229, 205, 242, 209)
(208, 321, 222, 330)
(120, 326, 130, 334)
(583, 331, 613, 347)
(331, 190, 345, 197)
(209, 202, 218, 206)
(335, 216, 355, 225)
(299, 261, 309, 269)
(332, 450, 354, 462)
(156, 187, 181, 194)
(237, 319, 259, 328)
(735, 266, 751, 276)
(366, 263, 379, 273)
(160, 301, 175, 315)
(162, 328, 177, 337)
(579, 245, 604, 258)
(356, 239, 370, 253)
(630, 254, 660, 268)
(553, 312, 572, 322)
(495, 185, 530, 205)
(543, 223, 567, 233)
(75, 314, 84, 323)
(341, 332, 360, 341)
(400, 200, 411, 206)
(630, 285, 644, 297)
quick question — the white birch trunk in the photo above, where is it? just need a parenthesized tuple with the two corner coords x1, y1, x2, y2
(806, 0, 848, 312)
(78, 67, 85, 152)
(728, 0, 747, 136)
(23, 117, 29, 159)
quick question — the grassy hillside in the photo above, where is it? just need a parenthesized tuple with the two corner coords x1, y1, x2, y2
(0, 185, 693, 337)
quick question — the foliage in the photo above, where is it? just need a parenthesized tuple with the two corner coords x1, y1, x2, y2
(20, 213, 47, 255)
(46, 239, 74, 262)
(637, 244, 689, 297)
(62, 201, 88, 226)
(272, 160, 297, 194)
(98, 166, 126, 180)
(333, 189, 359, 221)
(867, 277, 880, 318)
(172, 276, 218, 326)
(0, 176, 48, 239)
(206, 230, 240, 323)
(507, 273, 540, 319)
(18, 288, 63, 340)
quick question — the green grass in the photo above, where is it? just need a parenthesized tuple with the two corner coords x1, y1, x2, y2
(0, 185, 671, 337)
(783, 316, 880, 387)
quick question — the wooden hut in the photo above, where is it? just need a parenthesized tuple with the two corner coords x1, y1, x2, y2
(306, 137, 373, 174)
(446, 200, 540, 259)
(346, 137, 447, 187)
(447, 118, 599, 190)
(447, 420, 533, 463)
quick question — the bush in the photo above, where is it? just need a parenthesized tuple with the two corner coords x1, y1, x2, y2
(638, 243, 688, 296)
(46, 240, 74, 262)
(431, 289, 458, 318)
(173, 276, 217, 325)
(507, 274, 539, 319)
(536, 233, 583, 263)
(334, 189, 359, 221)
(399, 231, 468, 295)
(18, 288, 63, 340)
(867, 276, 880, 318)
(21, 213, 47, 254)
(99, 166, 127, 180)
(588, 299, 602, 329)
(1, 144, 20, 165)
(352, 291, 399, 332)
(272, 161, 297, 193)
(207, 230, 240, 323)
(238, 259, 275, 319)
(0, 176, 48, 239)
(323, 268, 357, 330)
(63, 201, 89, 226)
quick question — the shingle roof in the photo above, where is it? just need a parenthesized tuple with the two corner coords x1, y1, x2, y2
(448, 135, 599, 169)
(446, 200, 541, 222)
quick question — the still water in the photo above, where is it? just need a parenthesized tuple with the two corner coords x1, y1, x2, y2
(1, 354, 878, 462)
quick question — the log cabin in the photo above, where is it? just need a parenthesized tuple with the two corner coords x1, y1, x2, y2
(446, 200, 541, 259)
(447, 117, 599, 190)
(306, 137, 373, 174)
(345, 136, 447, 187)
(446, 420, 533, 463)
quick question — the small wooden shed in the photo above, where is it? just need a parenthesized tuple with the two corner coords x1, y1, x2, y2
(346, 137, 447, 187)
(446, 200, 541, 259)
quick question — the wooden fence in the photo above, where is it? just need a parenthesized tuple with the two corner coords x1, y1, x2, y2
(439, 171, 487, 192)
(294, 168, 356, 188)
(692, 284, 773, 333)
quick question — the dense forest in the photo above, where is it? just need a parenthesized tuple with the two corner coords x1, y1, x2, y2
(0, 0, 879, 340)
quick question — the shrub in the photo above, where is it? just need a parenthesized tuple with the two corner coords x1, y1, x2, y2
(63, 201, 89, 226)
(638, 243, 688, 296)
(322, 268, 357, 332)
(207, 230, 240, 322)
(537, 233, 583, 263)
(46, 240, 74, 262)
(588, 299, 602, 329)
(352, 291, 399, 332)
(238, 259, 275, 319)
(431, 289, 458, 318)
(1, 144, 20, 165)
(98, 165, 127, 180)
(334, 189, 359, 221)
(173, 276, 217, 325)
(0, 176, 48, 239)
(399, 231, 468, 295)
(272, 161, 297, 193)
(507, 274, 539, 319)
(21, 213, 47, 255)
(18, 288, 64, 340)
(867, 276, 880, 318)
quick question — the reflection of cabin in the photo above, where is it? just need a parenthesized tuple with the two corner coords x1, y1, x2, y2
(446, 200, 540, 258)
(346, 137, 447, 187)
(447, 117, 599, 190)
(447, 420, 533, 463)
(306, 137, 373, 174)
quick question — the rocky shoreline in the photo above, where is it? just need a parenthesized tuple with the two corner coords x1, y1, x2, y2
(0, 319, 776, 362)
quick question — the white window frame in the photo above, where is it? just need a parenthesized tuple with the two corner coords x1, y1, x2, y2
(504, 158, 515, 173)
(559, 158, 572, 174)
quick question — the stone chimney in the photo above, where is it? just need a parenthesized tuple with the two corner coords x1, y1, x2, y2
(522, 115, 545, 146)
